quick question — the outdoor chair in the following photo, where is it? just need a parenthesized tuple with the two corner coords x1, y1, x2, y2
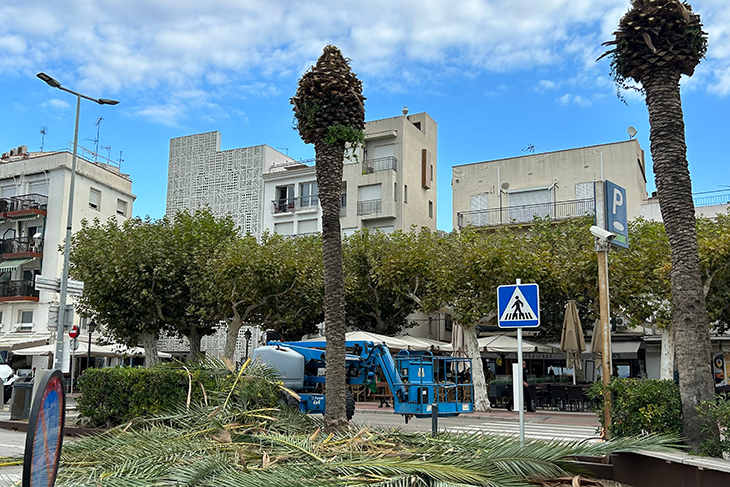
(549, 384, 568, 410)
(567, 385, 585, 411)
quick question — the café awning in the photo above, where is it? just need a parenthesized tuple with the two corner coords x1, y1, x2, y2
(0, 258, 34, 272)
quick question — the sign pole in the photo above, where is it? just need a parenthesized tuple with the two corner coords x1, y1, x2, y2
(597, 246, 612, 439)
(515, 279, 525, 445)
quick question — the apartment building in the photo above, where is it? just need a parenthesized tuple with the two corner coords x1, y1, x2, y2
(0, 146, 135, 367)
(166, 132, 295, 235)
(453, 140, 648, 230)
(262, 109, 438, 236)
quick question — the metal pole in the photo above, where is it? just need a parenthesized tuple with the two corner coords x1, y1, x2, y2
(54, 94, 80, 371)
(516, 278, 524, 445)
(597, 247, 612, 439)
(87, 330, 93, 370)
(70, 344, 75, 394)
(431, 402, 438, 437)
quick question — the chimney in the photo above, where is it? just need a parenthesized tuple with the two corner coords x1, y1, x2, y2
(9, 148, 17, 157)
(18, 145, 27, 155)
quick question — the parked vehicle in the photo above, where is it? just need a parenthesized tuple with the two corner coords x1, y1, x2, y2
(0, 354, 16, 402)
(252, 340, 474, 421)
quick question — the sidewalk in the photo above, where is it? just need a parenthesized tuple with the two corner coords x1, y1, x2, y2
(355, 401, 601, 427)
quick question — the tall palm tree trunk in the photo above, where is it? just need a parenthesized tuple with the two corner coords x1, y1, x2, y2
(644, 70, 715, 449)
(316, 138, 348, 430)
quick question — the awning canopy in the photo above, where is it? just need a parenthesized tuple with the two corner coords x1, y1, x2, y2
(611, 340, 642, 359)
(0, 332, 52, 351)
(12, 342, 172, 359)
(478, 334, 558, 354)
(0, 258, 34, 272)
(397, 334, 453, 352)
(10, 214, 40, 222)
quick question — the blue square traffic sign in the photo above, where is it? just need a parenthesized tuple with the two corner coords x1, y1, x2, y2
(497, 283, 540, 328)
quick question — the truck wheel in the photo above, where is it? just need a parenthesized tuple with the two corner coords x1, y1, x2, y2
(346, 390, 356, 421)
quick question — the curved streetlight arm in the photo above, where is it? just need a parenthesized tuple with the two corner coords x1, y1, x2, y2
(36, 72, 118, 372)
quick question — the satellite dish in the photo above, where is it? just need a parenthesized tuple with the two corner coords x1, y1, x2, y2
(501, 182, 510, 190)
(627, 126, 637, 139)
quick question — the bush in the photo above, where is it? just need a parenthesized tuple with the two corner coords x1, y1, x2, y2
(77, 367, 189, 428)
(697, 393, 730, 458)
(587, 378, 682, 437)
(76, 360, 286, 428)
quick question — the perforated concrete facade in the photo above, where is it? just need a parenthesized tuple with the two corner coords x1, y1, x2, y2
(166, 132, 293, 236)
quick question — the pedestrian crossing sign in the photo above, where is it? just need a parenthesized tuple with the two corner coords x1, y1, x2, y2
(497, 283, 540, 328)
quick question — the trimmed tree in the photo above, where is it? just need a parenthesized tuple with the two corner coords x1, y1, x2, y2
(600, 0, 713, 450)
(291, 45, 365, 430)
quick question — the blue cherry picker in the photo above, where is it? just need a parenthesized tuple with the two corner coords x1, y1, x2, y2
(252, 339, 474, 422)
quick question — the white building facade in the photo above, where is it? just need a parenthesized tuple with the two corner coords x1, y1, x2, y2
(166, 132, 294, 235)
(261, 110, 438, 236)
(0, 147, 135, 368)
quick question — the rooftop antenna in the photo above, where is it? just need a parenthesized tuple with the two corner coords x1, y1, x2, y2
(276, 147, 289, 156)
(39, 126, 47, 152)
(102, 145, 111, 162)
(522, 143, 536, 154)
(627, 126, 637, 139)
(118, 151, 124, 169)
(85, 117, 103, 162)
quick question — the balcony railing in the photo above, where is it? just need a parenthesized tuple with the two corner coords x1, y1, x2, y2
(0, 236, 44, 256)
(0, 193, 49, 216)
(693, 192, 730, 207)
(0, 279, 39, 300)
(272, 196, 319, 214)
(362, 156, 397, 174)
(457, 198, 595, 229)
(357, 198, 382, 216)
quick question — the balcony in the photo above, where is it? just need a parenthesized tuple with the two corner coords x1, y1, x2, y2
(357, 199, 382, 216)
(271, 196, 319, 214)
(457, 198, 595, 229)
(0, 193, 48, 221)
(0, 279, 39, 302)
(693, 192, 730, 207)
(0, 236, 44, 258)
(362, 156, 397, 174)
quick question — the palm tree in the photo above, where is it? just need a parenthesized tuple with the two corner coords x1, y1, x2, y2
(291, 45, 365, 430)
(600, 0, 713, 450)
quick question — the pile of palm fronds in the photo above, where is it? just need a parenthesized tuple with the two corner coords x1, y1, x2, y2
(48, 359, 679, 486)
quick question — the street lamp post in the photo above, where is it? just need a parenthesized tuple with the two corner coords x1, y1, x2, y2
(36, 73, 118, 371)
(87, 320, 97, 371)
(244, 329, 252, 359)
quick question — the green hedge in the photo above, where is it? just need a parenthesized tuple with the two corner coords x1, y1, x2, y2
(587, 378, 682, 438)
(77, 367, 190, 428)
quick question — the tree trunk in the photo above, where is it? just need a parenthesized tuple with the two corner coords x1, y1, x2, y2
(464, 325, 491, 412)
(316, 138, 348, 431)
(660, 324, 675, 381)
(223, 311, 243, 363)
(644, 69, 717, 451)
(187, 326, 202, 362)
(140, 331, 160, 368)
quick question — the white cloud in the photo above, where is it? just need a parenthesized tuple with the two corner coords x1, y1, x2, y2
(41, 98, 70, 110)
(3, 0, 727, 125)
(536, 80, 559, 92)
(556, 93, 591, 107)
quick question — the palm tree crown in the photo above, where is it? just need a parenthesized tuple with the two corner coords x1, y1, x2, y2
(600, 0, 707, 86)
(291, 45, 365, 146)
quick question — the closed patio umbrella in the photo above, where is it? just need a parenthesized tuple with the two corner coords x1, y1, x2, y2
(560, 300, 586, 384)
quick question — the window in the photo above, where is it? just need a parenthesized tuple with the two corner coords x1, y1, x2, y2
(508, 187, 553, 223)
(298, 219, 318, 235)
(17, 310, 33, 330)
(394, 183, 397, 201)
(404, 185, 408, 203)
(1, 185, 16, 198)
(28, 181, 48, 196)
(89, 188, 101, 210)
(274, 221, 294, 235)
(429, 201, 433, 219)
(470, 193, 489, 226)
(274, 185, 295, 213)
(117, 199, 127, 216)
(300, 181, 318, 207)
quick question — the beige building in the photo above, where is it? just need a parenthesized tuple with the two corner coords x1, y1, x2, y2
(0, 146, 135, 369)
(452, 140, 648, 230)
(262, 109, 438, 236)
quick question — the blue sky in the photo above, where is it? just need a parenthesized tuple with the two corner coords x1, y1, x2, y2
(1, 0, 729, 231)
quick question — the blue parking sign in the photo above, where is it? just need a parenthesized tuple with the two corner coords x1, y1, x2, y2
(497, 283, 540, 328)
(605, 180, 629, 248)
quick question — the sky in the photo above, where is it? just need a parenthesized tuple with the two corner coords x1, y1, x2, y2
(1, 0, 729, 231)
